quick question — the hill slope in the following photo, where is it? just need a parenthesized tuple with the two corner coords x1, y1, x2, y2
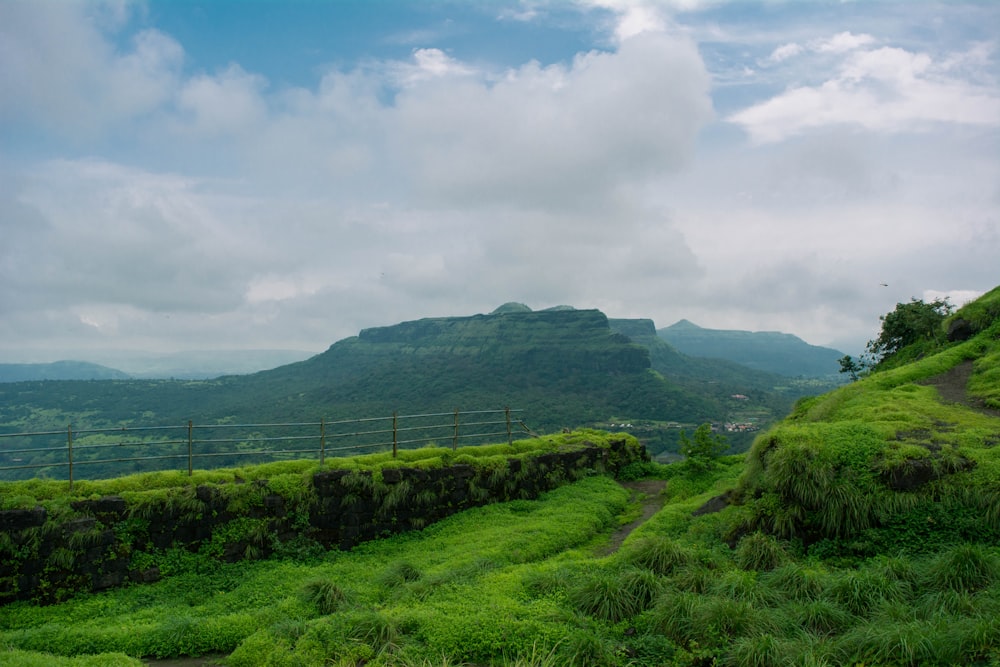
(0, 308, 722, 476)
(0, 361, 130, 382)
(1, 288, 998, 666)
(659, 318, 845, 377)
(735, 285, 1000, 554)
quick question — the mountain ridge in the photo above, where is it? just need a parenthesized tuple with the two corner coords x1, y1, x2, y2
(658, 318, 845, 377)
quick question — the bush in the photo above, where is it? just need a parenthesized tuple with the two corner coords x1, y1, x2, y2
(925, 543, 999, 594)
(735, 532, 788, 572)
(569, 567, 662, 622)
(621, 536, 692, 576)
(301, 579, 350, 615)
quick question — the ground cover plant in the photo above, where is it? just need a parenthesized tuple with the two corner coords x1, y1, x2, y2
(2, 287, 999, 666)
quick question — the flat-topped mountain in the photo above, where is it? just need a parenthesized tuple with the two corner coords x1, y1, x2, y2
(0, 305, 825, 478)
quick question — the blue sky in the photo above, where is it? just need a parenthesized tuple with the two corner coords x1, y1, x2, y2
(1, 0, 998, 364)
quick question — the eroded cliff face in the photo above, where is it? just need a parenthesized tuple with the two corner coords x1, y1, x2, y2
(354, 309, 651, 372)
(0, 438, 646, 605)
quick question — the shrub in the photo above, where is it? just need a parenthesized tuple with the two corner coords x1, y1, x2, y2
(735, 532, 788, 572)
(723, 633, 782, 667)
(301, 578, 350, 615)
(764, 562, 830, 601)
(925, 543, 1000, 594)
(830, 568, 908, 617)
(377, 560, 422, 589)
(621, 536, 692, 576)
(569, 567, 661, 622)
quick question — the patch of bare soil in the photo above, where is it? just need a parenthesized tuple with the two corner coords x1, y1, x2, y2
(599, 479, 668, 555)
(919, 360, 1000, 418)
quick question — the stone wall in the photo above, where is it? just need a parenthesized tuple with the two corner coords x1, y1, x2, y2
(0, 438, 645, 605)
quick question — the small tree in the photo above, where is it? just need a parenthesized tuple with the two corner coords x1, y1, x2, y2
(865, 297, 953, 367)
(838, 355, 864, 381)
(679, 423, 728, 471)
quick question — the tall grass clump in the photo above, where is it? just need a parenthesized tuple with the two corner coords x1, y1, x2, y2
(763, 562, 831, 601)
(568, 566, 662, 622)
(301, 578, 350, 615)
(925, 543, 1000, 594)
(722, 633, 783, 667)
(735, 532, 788, 572)
(620, 536, 693, 576)
(829, 568, 909, 617)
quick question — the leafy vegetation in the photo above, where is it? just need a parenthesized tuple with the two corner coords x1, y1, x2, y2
(0, 308, 828, 481)
(1, 288, 998, 666)
(656, 318, 845, 378)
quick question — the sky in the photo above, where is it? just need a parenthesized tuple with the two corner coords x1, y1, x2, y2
(1, 0, 998, 364)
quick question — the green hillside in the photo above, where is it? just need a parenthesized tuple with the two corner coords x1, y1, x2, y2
(0, 307, 810, 480)
(1, 288, 999, 666)
(610, 317, 839, 454)
(0, 361, 131, 383)
(659, 319, 846, 377)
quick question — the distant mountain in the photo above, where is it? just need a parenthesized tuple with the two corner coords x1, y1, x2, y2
(0, 361, 130, 382)
(242, 308, 720, 430)
(658, 319, 845, 378)
(71, 349, 315, 379)
(0, 307, 838, 476)
(0, 308, 718, 447)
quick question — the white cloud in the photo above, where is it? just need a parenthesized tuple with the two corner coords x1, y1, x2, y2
(813, 31, 876, 54)
(176, 65, 269, 136)
(393, 31, 712, 207)
(574, 0, 670, 41)
(766, 42, 803, 64)
(0, 1, 182, 136)
(0, 0, 997, 361)
(729, 42, 1000, 143)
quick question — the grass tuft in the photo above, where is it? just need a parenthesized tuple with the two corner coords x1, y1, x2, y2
(620, 536, 692, 576)
(301, 578, 350, 615)
(568, 567, 661, 622)
(735, 531, 788, 571)
(925, 543, 999, 594)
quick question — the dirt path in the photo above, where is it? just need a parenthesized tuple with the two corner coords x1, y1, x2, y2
(599, 479, 668, 555)
(919, 360, 1000, 418)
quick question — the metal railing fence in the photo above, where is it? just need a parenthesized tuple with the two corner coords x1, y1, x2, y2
(0, 407, 527, 487)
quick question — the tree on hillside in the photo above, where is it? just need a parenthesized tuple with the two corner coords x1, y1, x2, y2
(678, 423, 728, 471)
(865, 297, 954, 367)
(838, 354, 865, 381)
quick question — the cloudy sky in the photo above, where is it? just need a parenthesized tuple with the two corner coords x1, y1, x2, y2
(2, 0, 998, 364)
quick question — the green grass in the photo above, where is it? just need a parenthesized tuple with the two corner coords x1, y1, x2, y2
(2, 289, 1000, 666)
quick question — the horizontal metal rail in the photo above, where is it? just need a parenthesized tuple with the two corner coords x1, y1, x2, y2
(0, 408, 527, 487)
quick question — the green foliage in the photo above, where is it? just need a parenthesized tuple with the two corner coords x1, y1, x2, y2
(621, 536, 693, 576)
(866, 297, 954, 368)
(734, 532, 787, 572)
(925, 543, 1000, 594)
(0, 650, 143, 666)
(678, 423, 728, 471)
(568, 566, 662, 622)
(2, 288, 1000, 667)
(301, 579, 350, 615)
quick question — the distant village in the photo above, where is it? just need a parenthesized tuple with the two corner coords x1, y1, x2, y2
(607, 393, 761, 435)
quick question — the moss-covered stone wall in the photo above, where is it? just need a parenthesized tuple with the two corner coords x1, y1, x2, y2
(0, 438, 645, 605)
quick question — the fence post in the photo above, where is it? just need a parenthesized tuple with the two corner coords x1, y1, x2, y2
(505, 407, 512, 446)
(392, 412, 398, 458)
(320, 417, 326, 465)
(187, 420, 193, 476)
(453, 407, 460, 450)
(67, 424, 74, 490)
